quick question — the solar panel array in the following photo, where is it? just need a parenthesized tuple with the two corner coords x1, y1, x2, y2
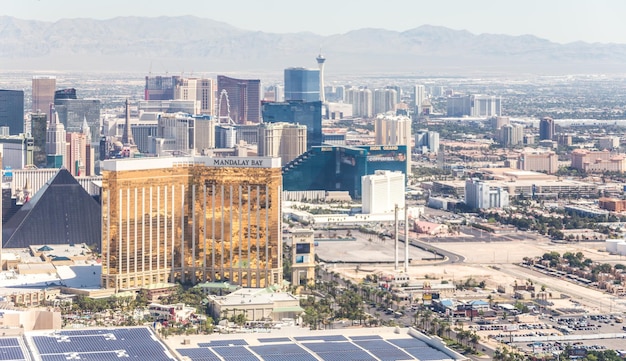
(0, 337, 26, 361)
(176, 334, 455, 361)
(2, 327, 456, 361)
(251, 343, 317, 361)
(30, 327, 175, 361)
(354, 340, 413, 361)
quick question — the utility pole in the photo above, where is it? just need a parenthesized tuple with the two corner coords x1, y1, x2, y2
(404, 206, 410, 273)
(394, 204, 399, 270)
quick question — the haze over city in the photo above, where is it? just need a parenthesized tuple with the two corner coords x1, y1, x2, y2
(2, 2, 626, 361)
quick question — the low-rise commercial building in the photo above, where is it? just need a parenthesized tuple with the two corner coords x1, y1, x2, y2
(207, 287, 303, 322)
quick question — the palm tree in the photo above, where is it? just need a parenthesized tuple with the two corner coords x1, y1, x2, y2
(469, 332, 480, 351)
(442, 322, 452, 339)
(421, 310, 432, 331)
(429, 318, 439, 335)
(412, 307, 421, 327)
(457, 330, 467, 346)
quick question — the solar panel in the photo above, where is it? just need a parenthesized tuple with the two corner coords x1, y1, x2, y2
(258, 337, 291, 343)
(401, 347, 452, 361)
(41, 355, 73, 361)
(294, 335, 347, 342)
(211, 345, 259, 361)
(354, 340, 414, 361)
(32, 327, 175, 361)
(387, 338, 429, 349)
(350, 335, 382, 340)
(0, 346, 25, 361)
(198, 339, 249, 347)
(300, 341, 375, 361)
(0, 338, 20, 347)
(250, 343, 318, 361)
(177, 347, 222, 361)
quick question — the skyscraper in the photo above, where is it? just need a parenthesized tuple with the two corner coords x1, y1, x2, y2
(31, 112, 47, 167)
(465, 178, 509, 209)
(284, 68, 320, 102)
(46, 105, 66, 168)
(262, 100, 322, 149)
(361, 170, 405, 215)
(414, 85, 425, 115)
(316, 53, 326, 103)
(174, 78, 214, 115)
(470, 95, 501, 117)
(373, 88, 398, 116)
(66, 130, 91, 176)
(345, 87, 373, 118)
(446, 94, 501, 117)
(0, 90, 24, 135)
(257, 122, 307, 165)
(145, 75, 180, 100)
(415, 130, 440, 154)
(375, 114, 412, 175)
(100, 156, 283, 290)
(32, 76, 56, 119)
(539, 117, 555, 141)
(498, 124, 524, 147)
(54, 88, 101, 138)
(217, 75, 261, 124)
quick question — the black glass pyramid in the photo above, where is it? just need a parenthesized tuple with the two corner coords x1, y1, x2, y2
(2, 169, 101, 250)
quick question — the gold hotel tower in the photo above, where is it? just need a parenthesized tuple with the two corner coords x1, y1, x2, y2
(101, 156, 283, 291)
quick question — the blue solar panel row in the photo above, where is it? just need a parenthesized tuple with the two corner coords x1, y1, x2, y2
(402, 348, 451, 361)
(300, 340, 378, 361)
(0, 346, 25, 361)
(313, 350, 375, 361)
(0, 338, 19, 347)
(32, 328, 175, 361)
(250, 343, 317, 361)
(198, 339, 249, 347)
(175, 334, 455, 361)
(294, 335, 347, 342)
(211, 345, 259, 361)
(387, 338, 429, 349)
(177, 348, 222, 361)
(350, 335, 382, 340)
(302, 341, 361, 353)
(40, 355, 71, 361)
(354, 340, 414, 361)
(257, 337, 291, 343)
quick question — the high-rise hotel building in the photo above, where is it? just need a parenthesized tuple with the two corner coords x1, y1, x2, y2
(101, 156, 283, 291)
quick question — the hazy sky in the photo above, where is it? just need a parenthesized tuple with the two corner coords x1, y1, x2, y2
(4, 0, 626, 44)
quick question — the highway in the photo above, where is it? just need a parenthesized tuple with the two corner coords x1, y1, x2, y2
(407, 238, 465, 264)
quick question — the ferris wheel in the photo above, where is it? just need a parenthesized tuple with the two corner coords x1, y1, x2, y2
(217, 89, 235, 125)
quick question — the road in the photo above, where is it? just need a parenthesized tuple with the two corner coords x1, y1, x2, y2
(407, 238, 465, 264)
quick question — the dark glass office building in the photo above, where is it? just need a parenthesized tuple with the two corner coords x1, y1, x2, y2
(54, 99, 101, 134)
(31, 112, 47, 167)
(283, 145, 408, 198)
(54, 88, 77, 100)
(284, 68, 320, 102)
(0, 90, 24, 135)
(145, 75, 180, 100)
(54, 88, 101, 138)
(217, 75, 261, 124)
(262, 100, 322, 149)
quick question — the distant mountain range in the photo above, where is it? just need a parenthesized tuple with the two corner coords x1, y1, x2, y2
(1, 15, 625, 75)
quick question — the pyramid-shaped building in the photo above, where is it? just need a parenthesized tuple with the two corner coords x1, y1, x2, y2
(2, 169, 101, 250)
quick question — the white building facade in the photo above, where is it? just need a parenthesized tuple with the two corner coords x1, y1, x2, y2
(361, 170, 405, 214)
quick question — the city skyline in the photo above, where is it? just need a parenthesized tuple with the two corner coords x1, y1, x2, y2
(3, 0, 626, 44)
